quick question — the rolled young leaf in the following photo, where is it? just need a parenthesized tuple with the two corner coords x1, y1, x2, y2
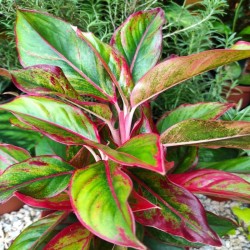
(16, 9, 116, 101)
(111, 8, 165, 83)
(129, 170, 221, 246)
(157, 102, 234, 133)
(0, 156, 74, 202)
(9, 211, 67, 250)
(70, 161, 145, 249)
(131, 41, 250, 107)
(160, 119, 250, 149)
(169, 169, 250, 202)
(44, 222, 92, 250)
(0, 143, 30, 173)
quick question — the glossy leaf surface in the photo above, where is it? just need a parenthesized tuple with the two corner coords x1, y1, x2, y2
(9, 211, 66, 250)
(0, 96, 99, 144)
(15, 192, 71, 210)
(0, 156, 74, 202)
(157, 102, 234, 133)
(70, 161, 145, 249)
(131, 42, 250, 107)
(16, 9, 115, 101)
(44, 222, 92, 250)
(129, 170, 221, 246)
(0, 144, 30, 173)
(169, 169, 250, 202)
(111, 8, 165, 82)
(161, 119, 250, 149)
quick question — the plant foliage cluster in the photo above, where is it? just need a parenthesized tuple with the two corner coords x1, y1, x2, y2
(1, 0, 244, 116)
(0, 7, 250, 249)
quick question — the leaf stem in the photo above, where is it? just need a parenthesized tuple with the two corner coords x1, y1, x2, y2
(84, 146, 101, 161)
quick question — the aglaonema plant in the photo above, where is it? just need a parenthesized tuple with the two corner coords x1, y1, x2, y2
(0, 7, 250, 249)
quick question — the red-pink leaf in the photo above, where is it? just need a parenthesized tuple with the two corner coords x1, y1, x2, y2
(169, 169, 250, 202)
(128, 170, 221, 246)
(15, 192, 71, 210)
(129, 190, 159, 212)
(44, 222, 92, 250)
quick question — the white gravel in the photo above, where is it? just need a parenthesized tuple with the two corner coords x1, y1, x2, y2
(192, 195, 250, 250)
(0, 205, 41, 250)
(0, 196, 249, 249)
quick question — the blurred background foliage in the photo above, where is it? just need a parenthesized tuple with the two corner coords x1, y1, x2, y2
(0, 0, 249, 114)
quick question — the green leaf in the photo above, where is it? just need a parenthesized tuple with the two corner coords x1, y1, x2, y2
(10, 65, 79, 99)
(206, 212, 238, 237)
(9, 211, 67, 250)
(157, 102, 234, 133)
(35, 137, 67, 160)
(44, 222, 92, 250)
(0, 110, 41, 151)
(144, 227, 204, 249)
(0, 156, 74, 202)
(232, 207, 250, 226)
(16, 9, 115, 101)
(117, 133, 164, 174)
(197, 156, 250, 173)
(111, 8, 165, 83)
(166, 146, 197, 174)
(160, 119, 250, 149)
(0, 96, 99, 144)
(70, 161, 145, 249)
(0, 143, 30, 173)
(131, 41, 250, 107)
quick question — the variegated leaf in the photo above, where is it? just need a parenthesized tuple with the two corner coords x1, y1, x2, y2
(70, 161, 145, 249)
(131, 42, 250, 107)
(169, 169, 250, 202)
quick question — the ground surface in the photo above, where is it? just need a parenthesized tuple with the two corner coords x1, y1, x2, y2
(0, 197, 249, 249)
